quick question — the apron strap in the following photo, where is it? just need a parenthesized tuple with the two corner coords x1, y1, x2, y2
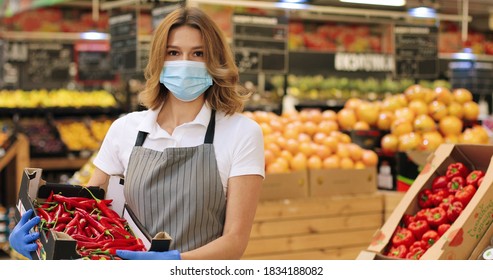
(134, 131, 149, 147)
(135, 109, 215, 146)
(204, 110, 216, 144)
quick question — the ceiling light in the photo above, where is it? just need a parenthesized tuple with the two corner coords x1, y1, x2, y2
(339, 0, 406, 6)
(280, 0, 309, 3)
(408, 6, 436, 18)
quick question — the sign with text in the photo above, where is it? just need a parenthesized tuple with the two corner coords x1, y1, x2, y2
(109, 11, 138, 73)
(75, 41, 116, 84)
(232, 14, 288, 74)
(394, 24, 438, 79)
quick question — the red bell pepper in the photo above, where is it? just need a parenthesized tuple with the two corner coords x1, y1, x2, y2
(387, 245, 408, 259)
(438, 194, 456, 211)
(455, 184, 476, 207)
(421, 230, 440, 248)
(417, 189, 433, 209)
(466, 170, 485, 188)
(415, 208, 432, 222)
(406, 247, 425, 260)
(437, 223, 451, 237)
(447, 176, 465, 194)
(446, 162, 470, 180)
(431, 175, 449, 192)
(409, 240, 427, 251)
(426, 207, 449, 228)
(446, 201, 464, 223)
(408, 219, 430, 240)
(391, 227, 415, 248)
(431, 189, 450, 207)
(402, 214, 416, 227)
(478, 176, 484, 188)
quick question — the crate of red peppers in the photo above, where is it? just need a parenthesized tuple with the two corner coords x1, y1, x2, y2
(362, 144, 493, 260)
(385, 161, 484, 259)
(14, 168, 172, 260)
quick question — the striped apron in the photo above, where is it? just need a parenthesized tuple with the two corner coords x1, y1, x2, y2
(123, 110, 226, 252)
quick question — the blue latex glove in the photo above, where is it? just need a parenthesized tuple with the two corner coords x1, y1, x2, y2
(116, 249, 181, 260)
(9, 209, 41, 259)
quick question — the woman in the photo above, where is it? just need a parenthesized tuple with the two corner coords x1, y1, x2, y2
(10, 6, 265, 260)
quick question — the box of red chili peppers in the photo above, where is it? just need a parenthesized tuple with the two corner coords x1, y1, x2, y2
(360, 144, 493, 260)
(14, 168, 172, 260)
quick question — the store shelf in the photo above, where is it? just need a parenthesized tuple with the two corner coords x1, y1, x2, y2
(30, 157, 89, 171)
(0, 134, 30, 207)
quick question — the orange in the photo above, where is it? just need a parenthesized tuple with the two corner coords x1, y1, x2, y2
(323, 155, 340, 169)
(299, 142, 315, 157)
(314, 144, 332, 160)
(313, 132, 328, 145)
(321, 110, 337, 122)
(291, 153, 308, 171)
(307, 155, 323, 169)
(361, 150, 378, 167)
(340, 157, 355, 169)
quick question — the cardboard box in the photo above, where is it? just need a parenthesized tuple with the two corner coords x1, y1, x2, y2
(14, 168, 171, 260)
(260, 170, 309, 201)
(309, 167, 377, 197)
(468, 221, 493, 260)
(365, 144, 493, 260)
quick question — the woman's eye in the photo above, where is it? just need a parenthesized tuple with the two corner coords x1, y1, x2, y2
(167, 50, 179, 56)
(194, 51, 204, 57)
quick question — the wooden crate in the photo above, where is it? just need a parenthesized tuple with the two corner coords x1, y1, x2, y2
(381, 191, 406, 222)
(243, 193, 384, 260)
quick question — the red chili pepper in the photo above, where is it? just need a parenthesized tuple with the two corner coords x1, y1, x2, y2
(54, 223, 67, 232)
(455, 184, 476, 207)
(408, 219, 430, 240)
(421, 230, 440, 248)
(53, 194, 87, 209)
(446, 201, 464, 223)
(447, 176, 465, 194)
(67, 212, 81, 227)
(36, 207, 52, 223)
(76, 241, 103, 250)
(446, 162, 470, 180)
(391, 227, 415, 248)
(431, 175, 449, 192)
(55, 216, 73, 224)
(71, 233, 98, 242)
(102, 238, 139, 250)
(426, 207, 448, 228)
(83, 187, 126, 230)
(466, 170, 485, 188)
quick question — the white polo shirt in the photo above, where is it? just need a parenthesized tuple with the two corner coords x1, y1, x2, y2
(93, 103, 265, 193)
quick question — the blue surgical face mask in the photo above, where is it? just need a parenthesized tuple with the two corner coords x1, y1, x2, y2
(159, 60, 213, 102)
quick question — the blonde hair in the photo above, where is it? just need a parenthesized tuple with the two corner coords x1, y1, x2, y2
(139, 7, 251, 115)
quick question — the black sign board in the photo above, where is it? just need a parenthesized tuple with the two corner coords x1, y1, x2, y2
(75, 41, 116, 84)
(109, 11, 138, 72)
(151, 2, 184, 29)
(394, 25, 438, 79)
(232, 14, 288, 74)
(448, 60, 493, 96)
(8, 42, 73, 90)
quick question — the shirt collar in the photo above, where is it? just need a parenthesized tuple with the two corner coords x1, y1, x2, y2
(137, 103, 212, 136)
